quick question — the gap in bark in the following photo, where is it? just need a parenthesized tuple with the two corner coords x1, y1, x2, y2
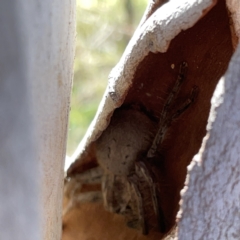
(122, 0, 234, 233)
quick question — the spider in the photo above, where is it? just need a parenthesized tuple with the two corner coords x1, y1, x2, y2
(95, 62, 198, 235)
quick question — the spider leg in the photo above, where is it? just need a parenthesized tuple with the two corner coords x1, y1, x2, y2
(135, 162, 158, 215)
(135, 161, 166, 233)
(171, 85, 198, 120)
(159, 61, 188, 125)
(102, 174, 132, 214)
(147, 62, 188, 158)
(147, 85, 198, 158)
(128, 175, 148, 235)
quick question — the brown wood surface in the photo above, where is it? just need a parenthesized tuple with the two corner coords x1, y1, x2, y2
(65, 0, 234, 238)
(122, 0, 233, 230)
(62, 200, 165, 240)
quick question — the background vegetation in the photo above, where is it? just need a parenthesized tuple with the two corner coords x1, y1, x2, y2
(67, 0, 148, 155)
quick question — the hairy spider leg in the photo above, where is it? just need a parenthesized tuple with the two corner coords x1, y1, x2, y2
(101, 174, 115, 212)
(170, 86, 198, 120)
(133, 86, 198, 232)
(147, 85, 198, 158)
(128, 175, 148, 235)
(162, 61, 188, 117)
(147, 62, 188, 158)
(135, 161, 166, 232)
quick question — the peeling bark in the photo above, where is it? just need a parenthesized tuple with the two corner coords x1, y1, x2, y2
(64, 0, 240, 239)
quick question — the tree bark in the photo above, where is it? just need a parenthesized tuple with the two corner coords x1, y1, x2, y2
(29, 1, 76, 239)
(65, 0, 239, 239)
(178, 43, 240, 239)
(0, 3, 40, 240)
(0, 1, 75, 239)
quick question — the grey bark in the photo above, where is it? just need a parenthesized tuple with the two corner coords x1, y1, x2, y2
(0, 1, 75, 240)
(0, 2, 40, 240)
(178, 44, 240, 239)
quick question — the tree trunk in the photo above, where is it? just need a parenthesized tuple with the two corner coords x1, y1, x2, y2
(64, 0, 239, 239)
(0, 1, 75, 239)
(178, 44, 240, 239)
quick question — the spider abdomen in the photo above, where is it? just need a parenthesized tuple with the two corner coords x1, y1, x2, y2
(95, 108, 156, 176)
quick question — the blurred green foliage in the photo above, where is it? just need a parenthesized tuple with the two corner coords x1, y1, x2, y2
(67, 0, 148, 155)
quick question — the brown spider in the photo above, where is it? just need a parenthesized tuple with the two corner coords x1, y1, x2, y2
(95, 62, 198, 235)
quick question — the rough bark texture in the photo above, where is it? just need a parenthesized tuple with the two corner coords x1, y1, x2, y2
(178, 44, 240, 239)
(0, 1, 75, 240)
(29, 1, 76, 239)
(226, 0, 240, 48)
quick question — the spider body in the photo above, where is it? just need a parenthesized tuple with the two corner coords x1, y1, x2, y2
(95, 62, 197, 234)
(96, 108, 156, 176)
